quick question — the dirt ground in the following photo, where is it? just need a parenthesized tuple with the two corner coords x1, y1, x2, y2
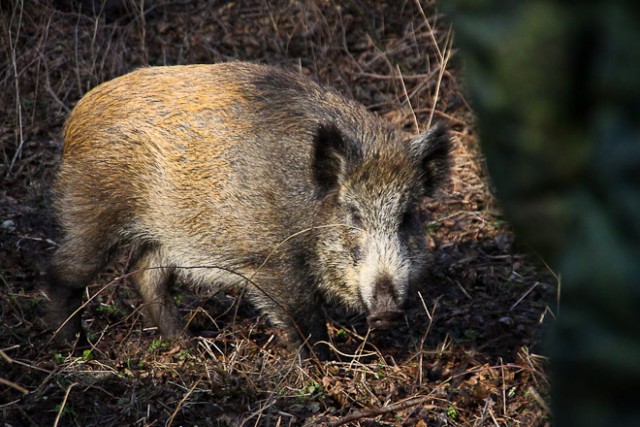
(1, 1, 555, 425)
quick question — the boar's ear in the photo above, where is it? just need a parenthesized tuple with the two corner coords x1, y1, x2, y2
(408, 123, 452, 195)
(312, 123, 359, 195)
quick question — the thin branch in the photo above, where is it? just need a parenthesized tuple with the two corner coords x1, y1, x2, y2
(53, 382, 77, 427)
(427, 27, 453, 130)
(0, 377, 29, 394)
(323, 396, 437, 427)
(166, 378, 201, 427)
(6, 0, 25, 176)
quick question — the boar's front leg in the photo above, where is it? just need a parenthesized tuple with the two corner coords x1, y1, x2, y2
(283, 294, 330, 360)
(246, 274, 329, 360)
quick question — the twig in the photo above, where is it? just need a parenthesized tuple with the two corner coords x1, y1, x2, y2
(323, 396, 437, 427)
(413, 0, 442, 62)
(454, 279, 473, 299)
(510, 281, 540, 311)
(0, 348, 14, 363)
(5, 0, 25, 177)
(136, 0, 149, 66)
(0, 377, 29, 394)
(528, 386, 551, 415)
(414, 107, 467, 127)
(166, 378, 201, 427)
(53, 382, 77, 427)
(43, 61, 71, 114)
(487, 406, 501, 427)
(355, 71, 438, 81)
(427, 27, 453, 130)
(396, 64, 419, 132)
(416, 292, 438, 386)
(500, 357, 507, 416)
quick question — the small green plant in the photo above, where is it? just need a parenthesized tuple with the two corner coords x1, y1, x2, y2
(426, 221, 442, 233)
(96, 303, 127, 321)
(296, 380, 322, 398)
(54, 353, 64, 364)
(82, 349, 93, 361)
(97, 303, 118, 315)
(148, 338, 168, 351)
(447, 404, 459, 420)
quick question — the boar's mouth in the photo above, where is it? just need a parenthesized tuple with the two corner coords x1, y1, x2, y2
(366, 310, 404, 329)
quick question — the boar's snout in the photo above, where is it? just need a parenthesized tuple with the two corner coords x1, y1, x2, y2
(367, 309, 404, 329)
(364, 274, 405, 330)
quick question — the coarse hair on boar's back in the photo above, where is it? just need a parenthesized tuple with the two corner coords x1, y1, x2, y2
(44, 62, 451, 359)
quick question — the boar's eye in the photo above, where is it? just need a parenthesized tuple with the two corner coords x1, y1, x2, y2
(349, 205, 363, 229)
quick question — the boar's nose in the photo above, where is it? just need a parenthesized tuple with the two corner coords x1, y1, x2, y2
(367, 310, 404, 329)
(366, 274, 404, 329)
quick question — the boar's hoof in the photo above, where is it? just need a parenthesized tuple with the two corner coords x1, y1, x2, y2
(367, 310, 404, 330)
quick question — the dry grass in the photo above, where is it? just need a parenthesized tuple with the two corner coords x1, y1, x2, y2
(1, 1, 554, 425)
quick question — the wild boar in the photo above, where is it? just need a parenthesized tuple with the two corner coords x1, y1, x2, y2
(44, 62, 450, 358)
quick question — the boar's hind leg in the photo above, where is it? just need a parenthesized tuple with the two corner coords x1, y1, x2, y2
(45, 235, 114, 346)
(131, 246, 185, 340)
